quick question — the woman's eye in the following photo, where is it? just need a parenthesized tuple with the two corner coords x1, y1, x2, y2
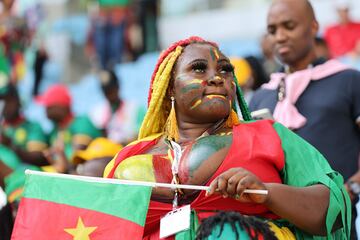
(192, 62, 207, 73)
(219, 64, 234, 74)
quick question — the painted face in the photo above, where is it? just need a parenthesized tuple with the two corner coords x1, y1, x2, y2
(172, 43, 235, 124)
(266, 1, 317, 66)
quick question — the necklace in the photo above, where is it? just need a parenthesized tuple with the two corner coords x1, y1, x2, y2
(278, 64, 314, 102)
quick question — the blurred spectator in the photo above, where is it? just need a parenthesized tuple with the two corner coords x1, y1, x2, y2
(249, 0, 360, 237)
(131, 0, 159, 55)
(0, 157, 14, 240)
(72, 137, 122, 177)
(339, 39, 360, 69)
(0, 84, 48, 167)
(230, 56, 268, 103)
(89, 70, 145, 145)
(86, 0, 130, 69)
(0, 7, 29, 83)
(259, 33, 281, 77)
(314, 36, 330, 61)
(36, 84, 102, 172)
(324, 0, 360, 58)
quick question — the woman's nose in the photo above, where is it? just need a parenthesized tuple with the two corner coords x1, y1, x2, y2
(208, 76, 224, 86)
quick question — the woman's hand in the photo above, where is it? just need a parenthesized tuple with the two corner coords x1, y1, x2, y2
(206, 167, 268, 204)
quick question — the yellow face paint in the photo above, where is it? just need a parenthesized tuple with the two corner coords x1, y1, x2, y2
(214, 49, 220, 60)
(190, 99, 202, 109)
(206, 94, 227, 100)
(188, 79, 205, 85)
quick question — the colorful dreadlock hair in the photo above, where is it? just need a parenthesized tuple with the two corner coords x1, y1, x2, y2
(138, 36, 252, 141)
(195, 211, 277, 240)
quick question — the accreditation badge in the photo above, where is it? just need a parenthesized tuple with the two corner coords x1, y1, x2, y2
(159, 204, 191, 239)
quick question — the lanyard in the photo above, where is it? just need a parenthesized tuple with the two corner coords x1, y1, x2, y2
(165, 119, 226, 209)
(168, 140, 182, 209)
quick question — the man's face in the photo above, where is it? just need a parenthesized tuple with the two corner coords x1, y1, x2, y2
(266, 1, 317, 66)
(46, 105, 68, 123)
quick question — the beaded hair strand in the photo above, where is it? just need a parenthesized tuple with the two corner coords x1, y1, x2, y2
(233, 75, 253, 121)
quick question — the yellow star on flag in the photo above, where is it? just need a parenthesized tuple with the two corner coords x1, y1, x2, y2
(64, 217, 97, 240)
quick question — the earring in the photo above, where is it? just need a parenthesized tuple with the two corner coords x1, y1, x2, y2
(225, 109, 240, 128)
(165, 96, 180, 141)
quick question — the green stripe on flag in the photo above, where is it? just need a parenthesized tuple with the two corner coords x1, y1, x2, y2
(99, 0, 129, 7)
(23, 173, 151, 227)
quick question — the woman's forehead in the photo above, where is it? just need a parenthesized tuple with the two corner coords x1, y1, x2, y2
(180, 43, 227, 61)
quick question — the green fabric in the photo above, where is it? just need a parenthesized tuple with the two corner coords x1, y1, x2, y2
(23, 172, 152, 226)
(69, 116, 101, 138)
(0, 44, 10, 74)
(136, 105, 146, 130)
(0, 43, 10, 96)
(99, 0, 129, 7)
(4, 164, 41, 202)
(0, 145, 21, 170)
(175, 210, 200, 240)
(3, 120, 47, 150)
(273, 122, 351, 240)
(49, 116, 101, 159)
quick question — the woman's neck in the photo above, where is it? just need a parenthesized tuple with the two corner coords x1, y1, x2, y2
(177, 120, 224, 143)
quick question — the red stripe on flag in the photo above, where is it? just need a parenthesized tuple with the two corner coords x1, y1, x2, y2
(12, 198, 144, 240)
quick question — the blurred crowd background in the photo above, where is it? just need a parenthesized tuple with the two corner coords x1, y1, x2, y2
(0, 0, 360, 129)
(1, 0, 360, 238)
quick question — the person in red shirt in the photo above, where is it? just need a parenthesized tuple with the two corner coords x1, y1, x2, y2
(324, 1, 360, 58)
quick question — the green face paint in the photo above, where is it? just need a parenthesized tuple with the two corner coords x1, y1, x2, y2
(181, 84, 201, 94)
(210, 48, 216, 61)
(180, 79, 204, 94)
(201, 99, 227, 109)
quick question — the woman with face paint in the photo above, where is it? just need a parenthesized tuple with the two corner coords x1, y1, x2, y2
(104, 37, 350, 240)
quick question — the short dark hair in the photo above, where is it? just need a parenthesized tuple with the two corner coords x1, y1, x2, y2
(98, 70, 120, 92)
(196, 211, 277, 240)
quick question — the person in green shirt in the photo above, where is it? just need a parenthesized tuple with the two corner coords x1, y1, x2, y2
(0, 84, 44, 207)
(36, 84, 102, 172)
(0, 84, 48, 166)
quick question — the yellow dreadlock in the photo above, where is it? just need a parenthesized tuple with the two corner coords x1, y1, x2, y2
(138, 46, 183, 140)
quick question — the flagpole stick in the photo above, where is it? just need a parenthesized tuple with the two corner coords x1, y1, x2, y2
(25, 170, 268, 195)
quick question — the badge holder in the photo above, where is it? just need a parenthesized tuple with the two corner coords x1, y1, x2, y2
(160, 140, 191, 239)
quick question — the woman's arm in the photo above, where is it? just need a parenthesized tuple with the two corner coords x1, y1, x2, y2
(264, 183, 328, 235)
(207, 167, 329, 236)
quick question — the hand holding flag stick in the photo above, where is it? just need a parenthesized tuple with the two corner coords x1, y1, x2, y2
(25, 170, 268, 195)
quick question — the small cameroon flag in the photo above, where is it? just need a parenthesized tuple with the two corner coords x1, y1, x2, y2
(12, 170, 152, 239)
